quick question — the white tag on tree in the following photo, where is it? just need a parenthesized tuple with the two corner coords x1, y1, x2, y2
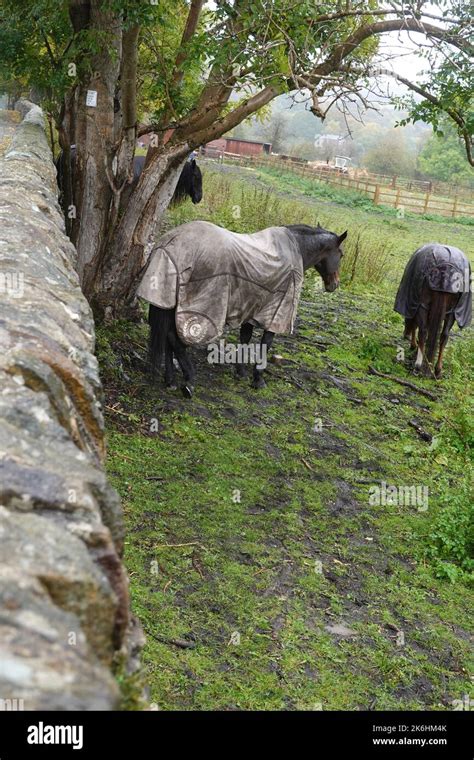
(86, 90, 98, 107)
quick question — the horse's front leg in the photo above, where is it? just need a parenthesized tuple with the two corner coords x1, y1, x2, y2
(235, 322, 253, 379)
(252, 330, 274, 389)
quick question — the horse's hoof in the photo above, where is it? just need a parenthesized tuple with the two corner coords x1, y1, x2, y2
(182, 384, 194, 398)
(252, 377, 266, 390)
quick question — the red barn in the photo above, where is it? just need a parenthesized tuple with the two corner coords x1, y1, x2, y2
(203, 137, 227, 156)
(203, 137, 272, 157)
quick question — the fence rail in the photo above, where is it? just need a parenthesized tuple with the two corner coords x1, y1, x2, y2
(352, 170, 473, 201)
(206, 152, 474, 219)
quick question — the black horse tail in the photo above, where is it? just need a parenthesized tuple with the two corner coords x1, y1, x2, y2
(148, 305, 174, 376)
(425, 291, 448, 369)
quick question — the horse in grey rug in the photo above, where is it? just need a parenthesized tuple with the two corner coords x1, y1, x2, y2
(394, 243, 471, 377)
(137, 220, 347, 396)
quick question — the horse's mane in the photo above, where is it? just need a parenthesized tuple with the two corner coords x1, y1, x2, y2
(180, 160, 201, 180)
(285, 223, 334, 237)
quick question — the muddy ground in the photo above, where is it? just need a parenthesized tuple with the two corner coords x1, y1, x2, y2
(101, 166, 473, 710)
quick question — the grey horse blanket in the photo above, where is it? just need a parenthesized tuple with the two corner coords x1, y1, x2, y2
(137, 221, 304, 344)
(394, 243, 472, 328)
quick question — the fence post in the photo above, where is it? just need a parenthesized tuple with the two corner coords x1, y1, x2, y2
(395, 187, 401, 210)
(452, 196, 458, 218)
(423, 192, 430, 214)
(373, 185, 381, 205)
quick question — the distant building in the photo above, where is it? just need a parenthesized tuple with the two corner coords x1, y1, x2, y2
(314, 134, 345, 148)
(203, 137, 272, 158)
(202, 137, 227, 156)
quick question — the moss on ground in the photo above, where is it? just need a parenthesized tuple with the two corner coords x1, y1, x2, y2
(102, 166, 473, 710)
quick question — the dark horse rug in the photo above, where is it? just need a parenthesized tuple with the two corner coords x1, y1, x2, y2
(137, 221, 304, 344)
(394, 243, 472, 328)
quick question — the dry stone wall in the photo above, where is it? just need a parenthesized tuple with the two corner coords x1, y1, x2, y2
(0, 100, 135, 710)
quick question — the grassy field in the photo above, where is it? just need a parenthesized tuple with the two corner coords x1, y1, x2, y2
(231, 159, 474, 219)
(101, 164, 473, 710)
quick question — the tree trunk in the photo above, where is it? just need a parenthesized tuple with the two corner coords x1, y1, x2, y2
(57, 91, 76, 236)
(93, 144, 189, 319)
(71, 1, 121, 299)
(63, 4, 277, 320)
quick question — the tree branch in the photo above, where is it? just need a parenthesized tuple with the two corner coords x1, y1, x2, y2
(171, 0, 204, 88)
(141, 9, 473, 168)
(120, 24, 139, 132)
(313, 18, 473, 78)
(188, 85, 281, 147)
(385, 71, 473, 166)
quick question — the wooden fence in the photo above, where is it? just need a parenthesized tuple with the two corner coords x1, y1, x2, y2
(205, 152, 474, 220)
(348, 170, 473, 202)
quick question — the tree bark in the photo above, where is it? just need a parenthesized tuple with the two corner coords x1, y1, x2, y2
(94, 143, 189, 319)
(71, 0, 121, 299)
(57, 94, 75, 236)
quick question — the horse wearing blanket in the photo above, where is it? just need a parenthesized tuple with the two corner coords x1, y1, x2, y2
(137, 220, 347, 396)
(394, 243, 471, 378)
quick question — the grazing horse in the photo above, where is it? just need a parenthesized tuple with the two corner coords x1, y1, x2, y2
(137, 221, 347, 397)
(55, 148, 203, 207)
(394, 244, 472, 377)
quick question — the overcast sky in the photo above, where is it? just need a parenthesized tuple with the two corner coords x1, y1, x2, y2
(381, 32, 429, 78)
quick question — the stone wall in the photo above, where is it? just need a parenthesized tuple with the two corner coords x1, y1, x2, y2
(0, 100, 135, 709)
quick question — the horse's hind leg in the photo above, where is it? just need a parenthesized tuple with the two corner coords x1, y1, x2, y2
(414, 307, 428, 373)
(176, 347, 196, 398)
(168, 331, 196, 397)
(435, 311, 455, 379)
(252, 330, 274, 389)
(404, 317, 417, 350)
(164, 340, 177, 390)
(236, 322, 253, 378)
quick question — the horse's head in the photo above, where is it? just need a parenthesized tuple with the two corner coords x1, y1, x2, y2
(314, 227, 347, 292)
(286, 224, 347, 291)
(189, 159, 203, 204)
